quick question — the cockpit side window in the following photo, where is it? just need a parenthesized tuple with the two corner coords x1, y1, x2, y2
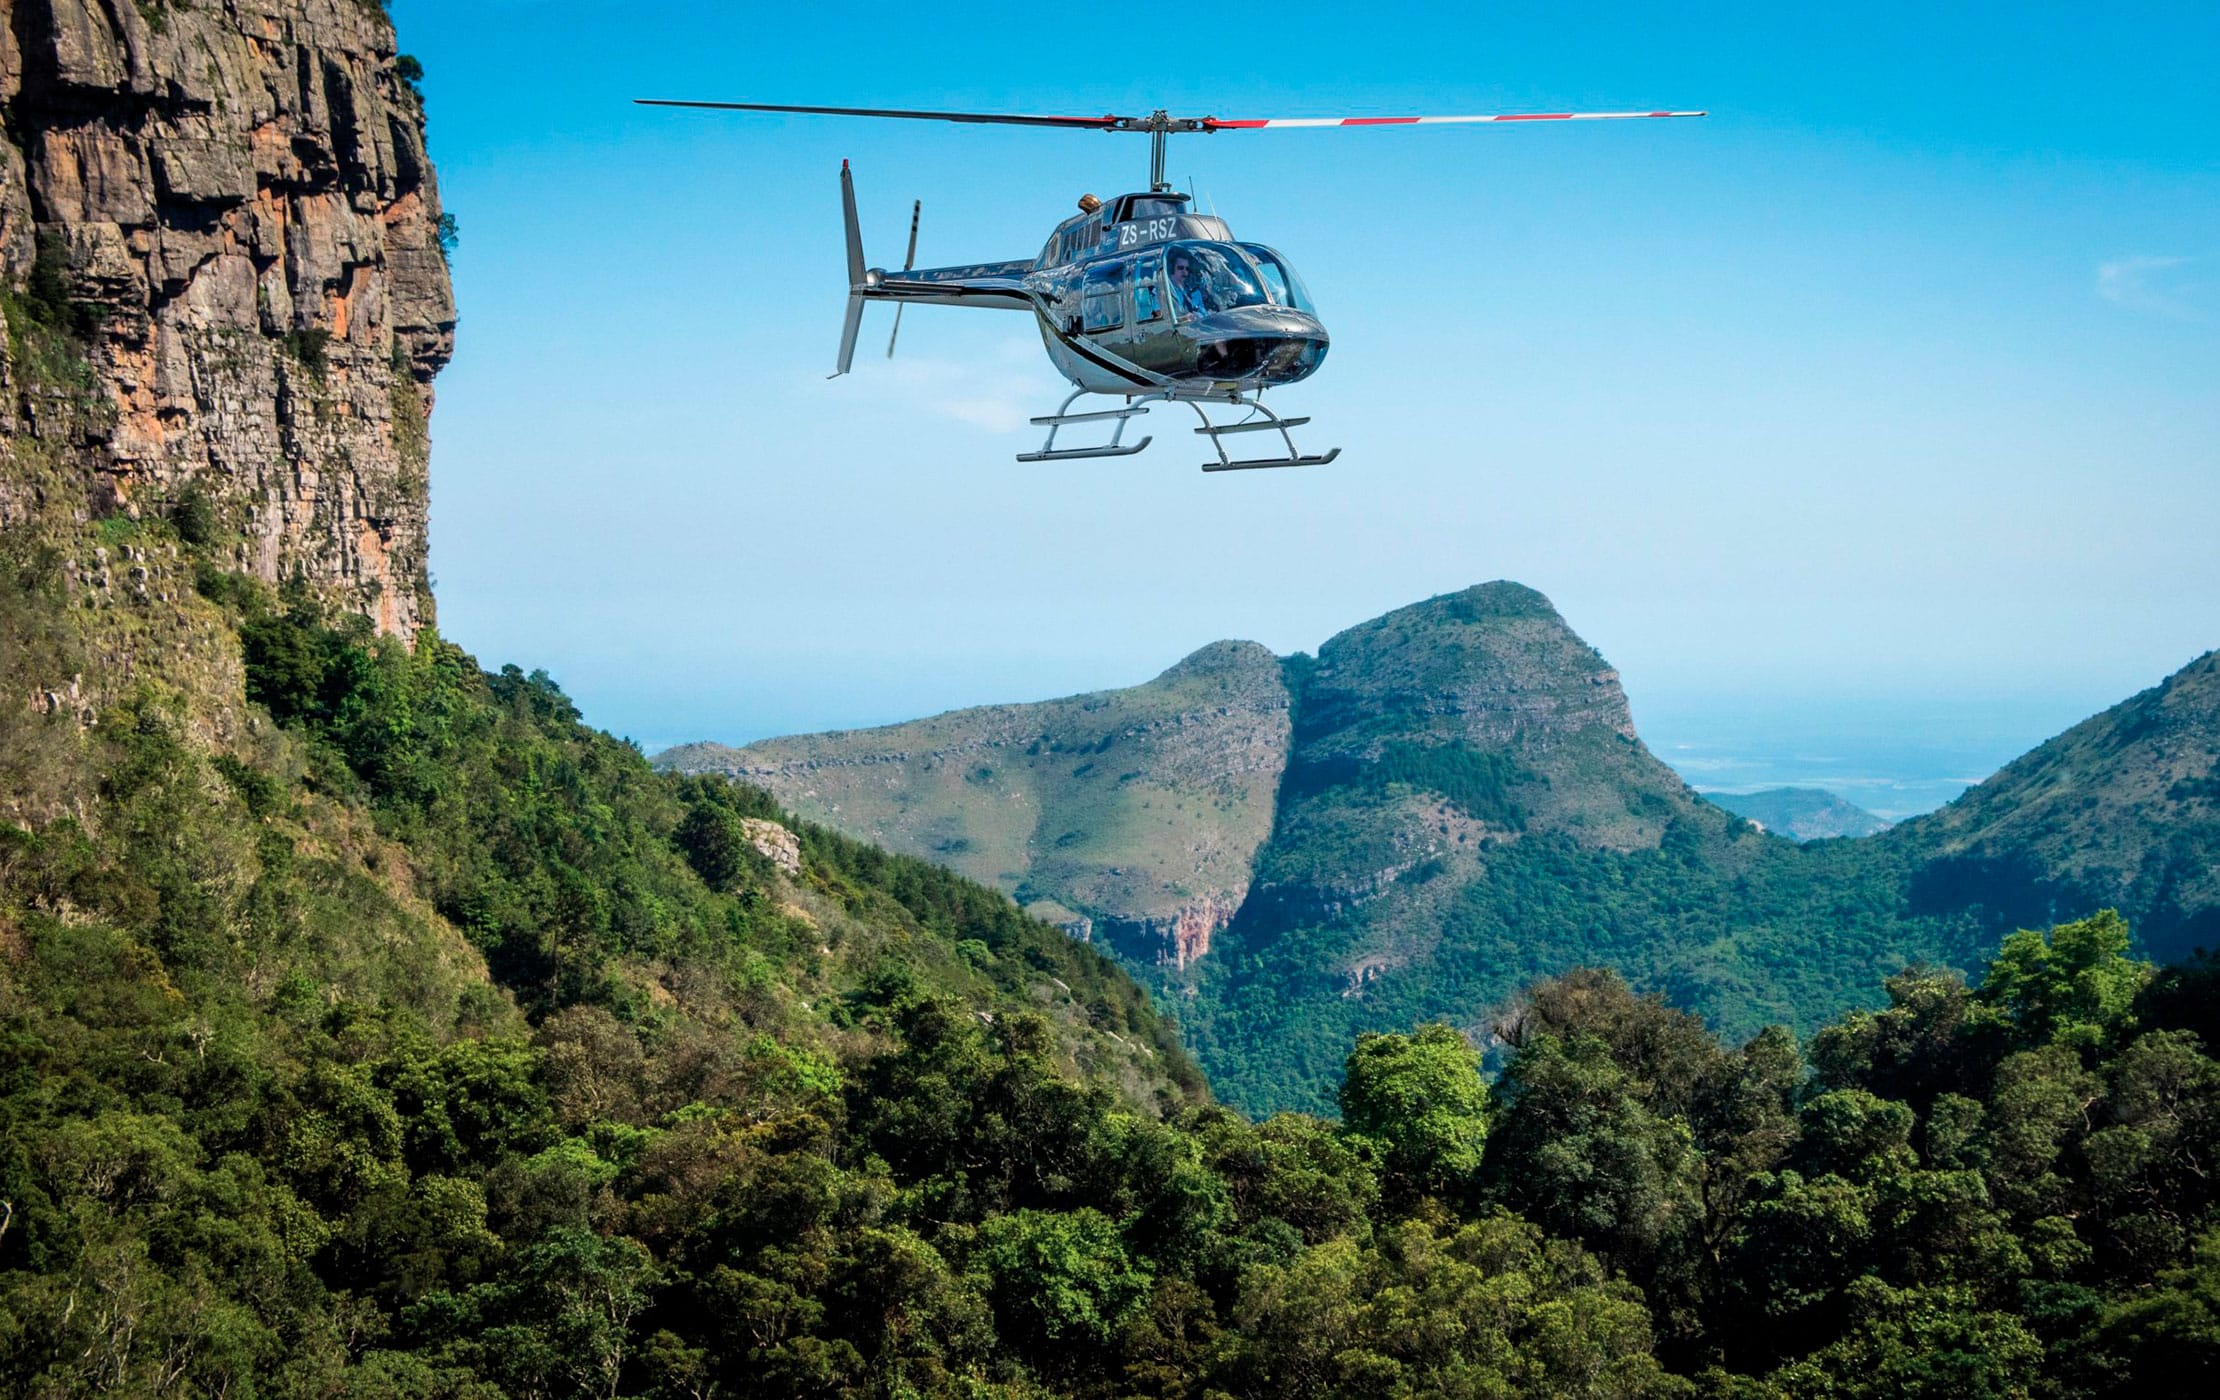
(1081, 260, 1128, 332)
(1240, 244, 1316, 312)
(1163, 242, 1268, 319)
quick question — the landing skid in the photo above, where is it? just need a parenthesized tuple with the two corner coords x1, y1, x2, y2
(1016, 388, 1339, 471)
(1016, 396, 1151, 461)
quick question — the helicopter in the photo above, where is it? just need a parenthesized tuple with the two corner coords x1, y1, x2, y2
(635, 101, 1704, 471)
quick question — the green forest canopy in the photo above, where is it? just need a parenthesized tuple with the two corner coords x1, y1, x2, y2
(5, 578, 2220, 1396)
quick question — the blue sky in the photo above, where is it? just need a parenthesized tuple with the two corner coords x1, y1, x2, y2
(394, 1, 2218, 796)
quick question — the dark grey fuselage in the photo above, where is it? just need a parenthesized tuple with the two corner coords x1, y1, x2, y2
(862, 191, 1330, 398)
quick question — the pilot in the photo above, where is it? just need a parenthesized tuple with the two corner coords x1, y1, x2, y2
(1167, 250, 1210, 318)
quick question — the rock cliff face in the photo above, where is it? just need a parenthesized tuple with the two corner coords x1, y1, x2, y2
(1274, 582, 1693, 862)
(1229, 582, 1723, 996)
(0, 0, 454, 638)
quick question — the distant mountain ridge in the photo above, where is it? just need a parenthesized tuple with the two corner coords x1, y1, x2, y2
(661, 585, 2220, 1111)
(1710, 787, 1892, 841)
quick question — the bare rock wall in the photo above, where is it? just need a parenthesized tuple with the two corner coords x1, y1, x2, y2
(0, 0, 454, 637)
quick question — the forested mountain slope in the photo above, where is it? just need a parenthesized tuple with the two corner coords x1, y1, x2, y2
(692, 584, 2220, 1114)
(0, 4, 1193, 1391)
(0, 564, 1204, 1395)
(1888, 650, 2220, 961)
(1181, 586, 1960, 1111)
(10, 3, 2220, 1395)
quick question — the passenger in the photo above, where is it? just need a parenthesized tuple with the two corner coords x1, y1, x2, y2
(1167, 249, 1210, 318)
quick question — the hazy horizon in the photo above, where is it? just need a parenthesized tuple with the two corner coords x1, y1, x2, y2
(617, 593, 2147, 823)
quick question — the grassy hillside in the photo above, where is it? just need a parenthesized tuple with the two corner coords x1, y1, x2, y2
(661, 640, 1293, 966)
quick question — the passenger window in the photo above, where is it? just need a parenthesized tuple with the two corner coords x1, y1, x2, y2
(1131, 251, 1164, 323)
(1081, 261, 1127, 332)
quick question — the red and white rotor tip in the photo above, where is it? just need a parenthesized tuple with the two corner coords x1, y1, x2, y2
(1203, 110, 1705, 130)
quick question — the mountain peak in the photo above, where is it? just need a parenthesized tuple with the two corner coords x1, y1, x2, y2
(1150, 638, 1283, 692)
(1443, 580, 1565, 622)
(1305, 579, 1635, 752)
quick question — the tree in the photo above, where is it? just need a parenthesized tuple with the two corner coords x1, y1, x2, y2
(973, 1207, 1153, 1372)
(2082, 1228, 2220, 1396)
(1338, 1024, 1489, 1203)
(1978, 910, 2154, 1051)
(1794, 1091, 1916, 1185)
(1486, 1032, 1699, 1280)
(1765, 1278, 2042, 1399)
(1218, 1214, 1677, 1399)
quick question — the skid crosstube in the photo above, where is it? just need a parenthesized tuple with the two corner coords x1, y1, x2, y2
(1017, 389, 1338, 471)
(1019, 389, 1156, 462)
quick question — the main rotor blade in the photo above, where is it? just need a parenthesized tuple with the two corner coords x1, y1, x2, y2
(636, 99, 1125, 130)
(1202, 110, 1705, 130)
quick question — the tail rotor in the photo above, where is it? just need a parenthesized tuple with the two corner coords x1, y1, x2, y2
(887, 199, 920, 358)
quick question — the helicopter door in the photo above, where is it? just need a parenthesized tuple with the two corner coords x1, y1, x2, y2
(1081, 261, 1128, 333)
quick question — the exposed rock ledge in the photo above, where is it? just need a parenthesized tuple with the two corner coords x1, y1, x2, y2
(1099, 895, 1240, 970)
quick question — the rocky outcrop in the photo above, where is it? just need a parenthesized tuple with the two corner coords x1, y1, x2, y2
(739, 816, 801, 878)
(1099, 894, 1239, 970)
(1276, 582, 1700, 854)
(1293, 582, 1640, 757)
(0, 0, 455, 637)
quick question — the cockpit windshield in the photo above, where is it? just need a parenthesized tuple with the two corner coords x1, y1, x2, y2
(1162, 242, 1268, 319)
(1240, 244, 1317, 313)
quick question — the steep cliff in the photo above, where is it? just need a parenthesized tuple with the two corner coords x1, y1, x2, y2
(0, 0, 453, 643)
(1256, 581, 1706, 905)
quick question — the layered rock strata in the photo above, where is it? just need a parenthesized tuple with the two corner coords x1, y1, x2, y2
(0, 0, 455, 637)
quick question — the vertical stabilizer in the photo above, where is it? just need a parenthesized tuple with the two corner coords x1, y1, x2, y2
(832, 161, 866, 377)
